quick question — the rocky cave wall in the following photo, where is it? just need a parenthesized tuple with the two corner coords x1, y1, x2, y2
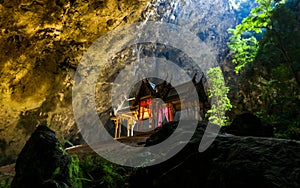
(0, 0, 149, 165)
(0, 0, 256, 165)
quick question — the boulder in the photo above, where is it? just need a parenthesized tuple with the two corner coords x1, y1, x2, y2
(130, 121, 300, 188)
(11, 125, 71, 188)
(154, 136, 300, 188)
(145, 121, 178, 146)
(225, 112, 274, 137)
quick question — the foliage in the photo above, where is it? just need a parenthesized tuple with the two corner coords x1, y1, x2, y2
(102, 163, 125, 188)
(69, 155, 91, 188)
(228, 28, 259, 72)
(228, 0, 300, 139)
(228, 0, 276, 73)
(52, 153, 128, 188)
(78, 155, 130, 188)
(0, 176, 13, 188)
(206, 67, 232, 126)
(228, 0, 300, 82)
(0, 146, 129, 188)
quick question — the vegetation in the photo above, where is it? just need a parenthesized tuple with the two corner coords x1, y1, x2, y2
(0, 141, 131, 188)
(57, 138, 130, 188)
(68, 154, 127, 188)
(55, 137, 129, 188)
(228, 0, 278, 73)
(206, 67, 232, 126)
(0, 176, 13, 188)
(228, 0, 300, 139)
(68, 155, 91, 188)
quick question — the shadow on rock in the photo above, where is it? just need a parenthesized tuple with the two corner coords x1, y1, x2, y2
(11, 124, 71, 188)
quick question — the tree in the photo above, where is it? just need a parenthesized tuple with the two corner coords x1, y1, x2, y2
(206, 67, 232, 126)
(228, 0, 300, 87)
(227, 0, 274, 73)
(227, 0, 300, 139)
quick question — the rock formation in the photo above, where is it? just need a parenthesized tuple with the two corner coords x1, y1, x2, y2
(11, 125, 71, 188)
(0, 0, 149, 165)
(225, 112, 274, 137)
(130, 121, 300, 188)
(0, 0, 256, 165)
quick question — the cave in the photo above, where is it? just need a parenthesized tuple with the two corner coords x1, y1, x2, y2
(1, 0, 300, 187)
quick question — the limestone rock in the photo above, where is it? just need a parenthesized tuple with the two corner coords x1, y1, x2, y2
(154, 136, 300, 188)
(0, 0, 149, 165)
(0, 0, 257, 165)
(225, 112, 274, 137)
(130, 121, 300, 188)
(11, 125, 71, 188)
